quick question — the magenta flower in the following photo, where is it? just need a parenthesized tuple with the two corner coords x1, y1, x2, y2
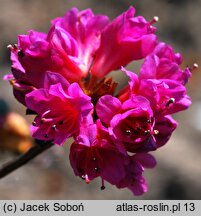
(90, 6, 157, 78)
(70, 120, 128, 185)
(6, 7, 157, 106)
(70, 120, 156, 195)
(122, 68, 192, 116)
(154, 115, 177, 147)
(139, 42, 192, 84)
(96, 95, 157, 153)
(50, 8, 109, 77)
(25, 72, 93, 144)
(5, 6, 193, 196)
(96, 93, 178, 153)
(115, 153, 156, 195)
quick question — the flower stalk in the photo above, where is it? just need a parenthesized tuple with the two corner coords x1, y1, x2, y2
(0, 141, 53, 178)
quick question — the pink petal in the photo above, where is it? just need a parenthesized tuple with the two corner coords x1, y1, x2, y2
(96, 95, 121, 124)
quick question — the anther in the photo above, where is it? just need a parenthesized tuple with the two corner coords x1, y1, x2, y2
(125, 129, 131, 136)
(192, 63, 198, 71)
(149, 25, 154, 30)
(104, 82, 110, 88)
(52, 125, 56, 130)
(101, 178, 105, 190)
(166, 98, 175, 107)
(40, 118, 45, 124)
(101, 186, 106, 190)
(81, 175, 85, 180)
(7, 44, 18, 51)
(85, 174, 90, 184)
(13, 44, 18, 49)
(44, 134, 48, 138)
(147, 119, 151, 124)
(17, 49, 25, 58)
(153, 16, 159, 22)
(94, 167, 99, 172)
(7, 44, 13, 50)
(154, 130, 159, 135)
(150, 16, 159, 25)
(32, 121, 37, 126)
(144, 130, 150, 135)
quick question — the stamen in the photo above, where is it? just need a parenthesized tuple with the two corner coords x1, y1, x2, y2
(147, 119, 151, 124)
(83, 76, 118, 104)
(17, 49, 25, 58)
(150, 16, 159, 25)
(81, 175, 85, 180)
(149, 25, 154, 30)
(125, 129, 131, 136)
(101, 186, 105, 190)
(166, 98, 175, 107)
(94, 167, 99, 172)
(41, 110, 51, 118)
(40, 118, 53, 124)
(100, 178, 105, 190)
(85, 174, 90, 184)
(13, 44, 18, 49)
(93, 157, 96, 161)
(7, 44, 13, 50)
(7, 44, 18, 51)
(52, 125, 57, 130)
(32, 121, 37, 126)
(144, 130, 151, 135)
(104, 82, 110, 88)
(154, 130, 159, 135)
(192, 63, 198, 71)
(44, 134, 48, 138)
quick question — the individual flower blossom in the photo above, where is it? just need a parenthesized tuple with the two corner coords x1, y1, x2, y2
(70, 120, 128, 186)
(120, 67, 192, 117)
(115, 153, 156, 195)
(50, 7, 109, 77)
(25, 72, 93, 144)
(139, 42, 192, 85)
(96, 95, 157, 153)
(153, 115, 177, 147)
(138, 79, 191, 116)
(5, 6, 158, 106)
(70, 119, 156, 195)
(96, 94, 177, 152)
(90, 6, 158, 78)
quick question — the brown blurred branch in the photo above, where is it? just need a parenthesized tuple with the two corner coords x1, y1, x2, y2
(0, 141, 54, 178)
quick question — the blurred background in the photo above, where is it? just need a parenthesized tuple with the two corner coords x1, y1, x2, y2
(0, 0, 201, 199)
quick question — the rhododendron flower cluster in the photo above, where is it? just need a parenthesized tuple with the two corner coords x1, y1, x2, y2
(5, 7, 193, 195)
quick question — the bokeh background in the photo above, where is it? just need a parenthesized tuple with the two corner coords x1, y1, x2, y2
(0, 0, 201, 199)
